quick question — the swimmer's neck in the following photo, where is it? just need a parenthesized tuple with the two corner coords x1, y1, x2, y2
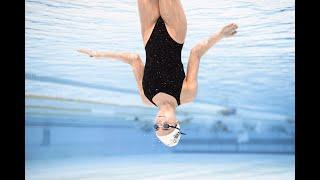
(157, 101, 177, 112)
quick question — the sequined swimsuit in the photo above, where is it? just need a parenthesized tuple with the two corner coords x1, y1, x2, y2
(142, 16, 186, 107)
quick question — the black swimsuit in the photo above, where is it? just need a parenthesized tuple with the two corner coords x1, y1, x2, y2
(142, 16, 185, 107)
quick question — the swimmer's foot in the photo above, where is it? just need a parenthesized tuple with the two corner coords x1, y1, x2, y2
(77, 49, 98, 58)
(219, 23, 238, 38)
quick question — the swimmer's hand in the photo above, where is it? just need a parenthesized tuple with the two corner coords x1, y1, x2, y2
(219, 23, 238, 38)
(77, 49, 98, 58)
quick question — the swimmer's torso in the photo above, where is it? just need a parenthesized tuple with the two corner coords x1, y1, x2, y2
(142, 16, 186, 107)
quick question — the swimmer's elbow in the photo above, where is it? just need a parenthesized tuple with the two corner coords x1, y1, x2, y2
(190, 47, 201, 59)
(191, 40, 208, 58)
(130, 54, 142, 66)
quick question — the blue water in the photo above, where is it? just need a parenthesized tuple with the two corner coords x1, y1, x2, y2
(25, 1, 295, 179)
(25, 0, 295, 152)
(26, 0, 294, 121)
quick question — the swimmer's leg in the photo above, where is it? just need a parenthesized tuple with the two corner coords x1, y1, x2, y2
(137, 0, 160, 46)
(158, 0, 187, 44)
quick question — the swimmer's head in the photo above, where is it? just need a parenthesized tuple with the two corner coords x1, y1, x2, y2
(155, 121, 182, 147)
(154, 104, 184, 147)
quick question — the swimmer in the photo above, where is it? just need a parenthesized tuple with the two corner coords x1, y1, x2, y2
(78, 0, 238, 147)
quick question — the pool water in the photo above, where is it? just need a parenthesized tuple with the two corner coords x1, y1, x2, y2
(26, 0, 294, 121)
(25, 1, 295, 179)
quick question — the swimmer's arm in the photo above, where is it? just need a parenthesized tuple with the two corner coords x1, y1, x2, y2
(180, 78, 197, 104)
(77, 49, 139, 65)
(77, 49, 153, 105)
(190, 23, 238, 58)
(183, 34, 224, 102)
(183, 23, 238, 103)
(190, 33, 223, 59)
(131, 56, 155, 106)
(183, 33, 223, 93)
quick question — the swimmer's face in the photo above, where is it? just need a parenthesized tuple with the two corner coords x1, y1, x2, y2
(154, 110, 178, 136)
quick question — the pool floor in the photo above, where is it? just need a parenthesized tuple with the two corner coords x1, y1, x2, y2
(26, 153, 294, 180)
